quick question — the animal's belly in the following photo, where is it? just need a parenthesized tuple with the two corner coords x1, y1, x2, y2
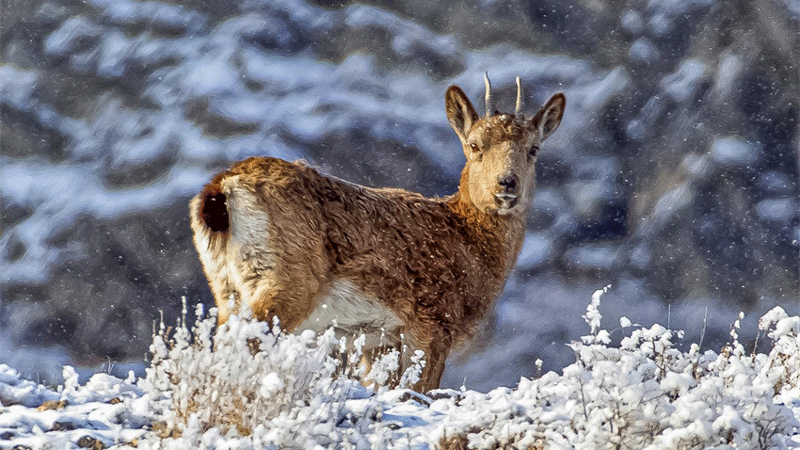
(295, 279, 403, 351)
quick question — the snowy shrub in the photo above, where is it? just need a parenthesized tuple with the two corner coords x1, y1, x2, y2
(3, 291, 800, 449)
(139, 300, 425, 447)
(434, 288, 800, 450)
(140, 301, 346, 436)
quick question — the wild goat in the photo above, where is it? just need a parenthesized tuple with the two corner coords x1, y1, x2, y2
(190, 75, 565, 391)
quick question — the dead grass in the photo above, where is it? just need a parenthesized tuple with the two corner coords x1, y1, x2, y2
(437, 432, 545, 450)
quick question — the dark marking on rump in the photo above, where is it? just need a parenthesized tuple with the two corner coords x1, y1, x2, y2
(201, 188, 229, 232)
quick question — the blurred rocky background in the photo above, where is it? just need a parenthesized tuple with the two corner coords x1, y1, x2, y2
(1, 0, 798, 390)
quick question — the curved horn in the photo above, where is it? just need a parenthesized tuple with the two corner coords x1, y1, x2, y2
(484, 72, 493, 117)
(514, 76, 523, 117)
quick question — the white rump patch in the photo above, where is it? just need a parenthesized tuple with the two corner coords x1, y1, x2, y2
(222, 175, 271, 246)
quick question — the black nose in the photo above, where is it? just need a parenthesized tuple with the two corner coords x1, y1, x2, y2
(498, 174, 518, 193)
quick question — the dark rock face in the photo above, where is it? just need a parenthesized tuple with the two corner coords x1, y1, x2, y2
(0, 0, 797, 386)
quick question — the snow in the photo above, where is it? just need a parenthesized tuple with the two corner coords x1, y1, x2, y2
(0, 66, 38, 109)
(620, 10, 644, 34)
(1, 1, 617, 289)
(2, 0, 797, 419)
(710, 135, 761, 167)
(344, 5, 461, 58)
(2, 291, 799, 449)
(0, 161, 211, 284)
(515, 232, 555, 271)
(661, 59, 708, 103)
(44, 16, 105, 57)
(91, 0, 208, 33)
(756, 198, 797, 223)
(564, 244, 618, 272)
(713, 52, 745, 97)
(629, 37, 660, 63)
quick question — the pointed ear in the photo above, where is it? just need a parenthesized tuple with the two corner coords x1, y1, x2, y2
(531, 93, 565, 142)
(445, 86, 479, 145)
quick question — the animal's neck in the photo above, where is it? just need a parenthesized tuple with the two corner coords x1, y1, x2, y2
(447, 169, 527, 275)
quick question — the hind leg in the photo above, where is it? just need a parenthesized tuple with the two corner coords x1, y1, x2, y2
(401, 331, 451, 392)
(246, 273, 321, 332)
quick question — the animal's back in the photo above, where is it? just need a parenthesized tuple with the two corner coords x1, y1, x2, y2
(191, 77, 566, 391)
(232, 157, 511, 341)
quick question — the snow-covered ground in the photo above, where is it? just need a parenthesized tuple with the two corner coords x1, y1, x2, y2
(1, 0, 797, 417)
(2, 290, 800, 449)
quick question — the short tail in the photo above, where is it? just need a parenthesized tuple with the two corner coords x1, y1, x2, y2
(199, 185, 229, 232)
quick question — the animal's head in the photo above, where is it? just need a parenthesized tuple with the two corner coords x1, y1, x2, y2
(446, 74, 565, 216)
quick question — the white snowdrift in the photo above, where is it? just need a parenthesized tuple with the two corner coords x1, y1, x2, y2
(2, 289, 800, 449)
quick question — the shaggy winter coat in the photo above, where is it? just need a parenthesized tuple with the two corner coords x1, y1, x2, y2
(190, 82, 565, 391)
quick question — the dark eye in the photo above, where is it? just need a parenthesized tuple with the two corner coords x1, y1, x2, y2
(529, 145, 540, 157)
(469, 143, 480, 153)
